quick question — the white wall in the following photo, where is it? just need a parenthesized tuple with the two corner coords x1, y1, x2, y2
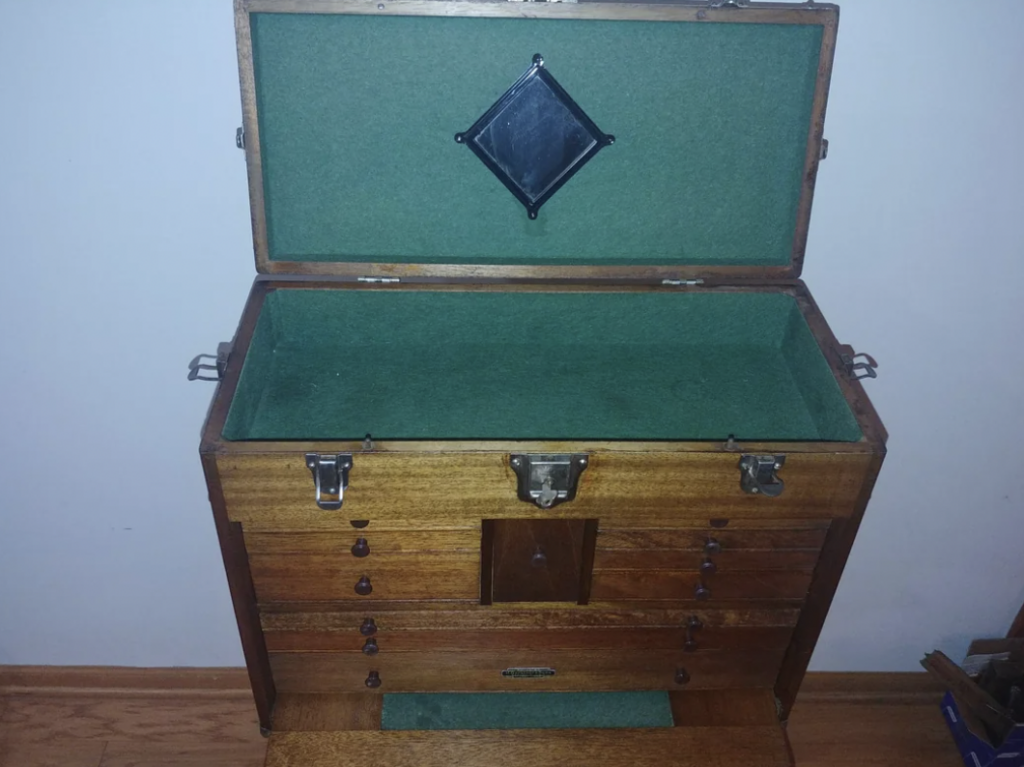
(0, 0, 1021, 670)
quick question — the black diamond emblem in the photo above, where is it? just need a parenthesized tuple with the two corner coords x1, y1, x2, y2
(455, 54, 614, 220)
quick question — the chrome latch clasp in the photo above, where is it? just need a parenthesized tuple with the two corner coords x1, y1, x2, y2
(739, 454, 785, 497)
(305, 453, 352, 511)
(510, 454, 588, 509)
(187, 342, 231, 382)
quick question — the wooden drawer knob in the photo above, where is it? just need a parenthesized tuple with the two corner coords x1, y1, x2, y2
(351, 520, 369, 529)
(675, 668, 691, 685)
(694, 583, 711, 601)
(355, 576, 373, 596)
(351, 538, 370, 558)
(699, 557, 717, 575)
(703, 537, 722, 555)
(531, 547, 547, 568)
(365, 671, 381, 689)
(360, 618, 377, 636)
(362, 638, 379, 656)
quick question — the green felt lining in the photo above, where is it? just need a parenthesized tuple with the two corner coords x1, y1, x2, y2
(250, 13, 822, 267)
(381, 692, 674, 730)
(222, 289, 862, 442)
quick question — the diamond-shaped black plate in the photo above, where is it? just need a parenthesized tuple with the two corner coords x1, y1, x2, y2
(455, 54, 614, 220)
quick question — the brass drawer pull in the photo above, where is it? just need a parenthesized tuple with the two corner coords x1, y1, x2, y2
(351, 538, 370, 558)
(675, 668, 691, 685)
(362, 638, 379, 656)
(365, 671, 381, 689)
(694, 582, 711, 601)
(351, 520, 369, 529)
(699, 557, 717, 575)
(355, 576, 373, 596)
(360, 618, 377, 636)
(704, 537, 722, 555)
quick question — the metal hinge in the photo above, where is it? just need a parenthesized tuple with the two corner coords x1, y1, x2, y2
(187, 342, 232, 382)
(305, 453, 352, 511)
(840, 349, 878, 381)
(661, 279, 705, 287)
(820, 138, 829, 160)
(357, 276, 400, 284)
(236, 127, 245, 150)
(510, 454, 589, 509)
(739, 454, 786, 497)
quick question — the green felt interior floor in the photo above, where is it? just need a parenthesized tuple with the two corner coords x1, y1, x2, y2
(380, 692, 674, 731)
(222, 289, 862, 442)
(250, 13, 822, 266)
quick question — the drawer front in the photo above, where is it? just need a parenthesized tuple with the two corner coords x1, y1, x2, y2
(595, 526, 828, 550)
(262, 605, 802, 633)
(244, 529, 481, 556)
(269, 649, 785, 693)
(249, 552, 480, 602)
(589, 571, 813, 602)
(264, 625, 794, 653)
(593, 549, 818, 571)
(217, 451, 875, 530)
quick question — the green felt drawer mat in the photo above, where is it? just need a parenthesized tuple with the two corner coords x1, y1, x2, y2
(222, 289, 861, 442)
(381, 691, 674, 730)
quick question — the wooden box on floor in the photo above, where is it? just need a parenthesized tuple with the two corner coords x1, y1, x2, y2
(195, 1, 886, 764)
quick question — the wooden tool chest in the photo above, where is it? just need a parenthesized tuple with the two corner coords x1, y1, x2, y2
(194, 1, 886, 764)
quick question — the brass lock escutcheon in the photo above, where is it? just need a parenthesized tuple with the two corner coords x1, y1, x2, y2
(739, 454, 785, 497)
(510, 454, 588, 509)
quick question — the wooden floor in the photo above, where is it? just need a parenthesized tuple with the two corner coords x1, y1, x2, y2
(0, 668, 963, 767)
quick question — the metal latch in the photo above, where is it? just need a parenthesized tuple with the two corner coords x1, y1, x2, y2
(739, 454, 785, 497)
(840, 349, 878, 381)
(305, 453, 352, 511)
(236, 127, 245, 149)
(510, 454, 588, 509)
(187, 342, 232, 382)
(661, 278, 705, 287)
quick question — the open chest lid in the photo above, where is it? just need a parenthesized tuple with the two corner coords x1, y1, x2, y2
(235, 0, 838, 281)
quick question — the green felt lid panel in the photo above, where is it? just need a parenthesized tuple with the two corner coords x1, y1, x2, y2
(245, 8, 828, 270)
(381, 692, 674, 730)
(221, 289, 862, 442)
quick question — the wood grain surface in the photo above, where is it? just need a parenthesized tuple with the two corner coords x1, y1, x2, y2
(590, 571, 813, 602)
(244, 529, 480, 555)
(0, 668, 961, 767)
(596, 526, 829, 550)
(264, 626, 795, 654)
(260, 604, 802, 632)
(594, 549, 820, 571)
(249, 552, 480, 603)
(218, 451, 874, 530)
(263, 727, 793, 767)
(269, 649, 784, 693)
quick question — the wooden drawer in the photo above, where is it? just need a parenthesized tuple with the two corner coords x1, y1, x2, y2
(249, 552, 480, 602)
(595, 525, 829, 550)
(262, 603, 802, 632)
(245, 529, 480, 555)
(589, 571, 813, 602)
(593, 548, 818, 571)
(264, 624, 794, 653)
(269, 648, 785, 693)
(217, 452, 876, 531)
